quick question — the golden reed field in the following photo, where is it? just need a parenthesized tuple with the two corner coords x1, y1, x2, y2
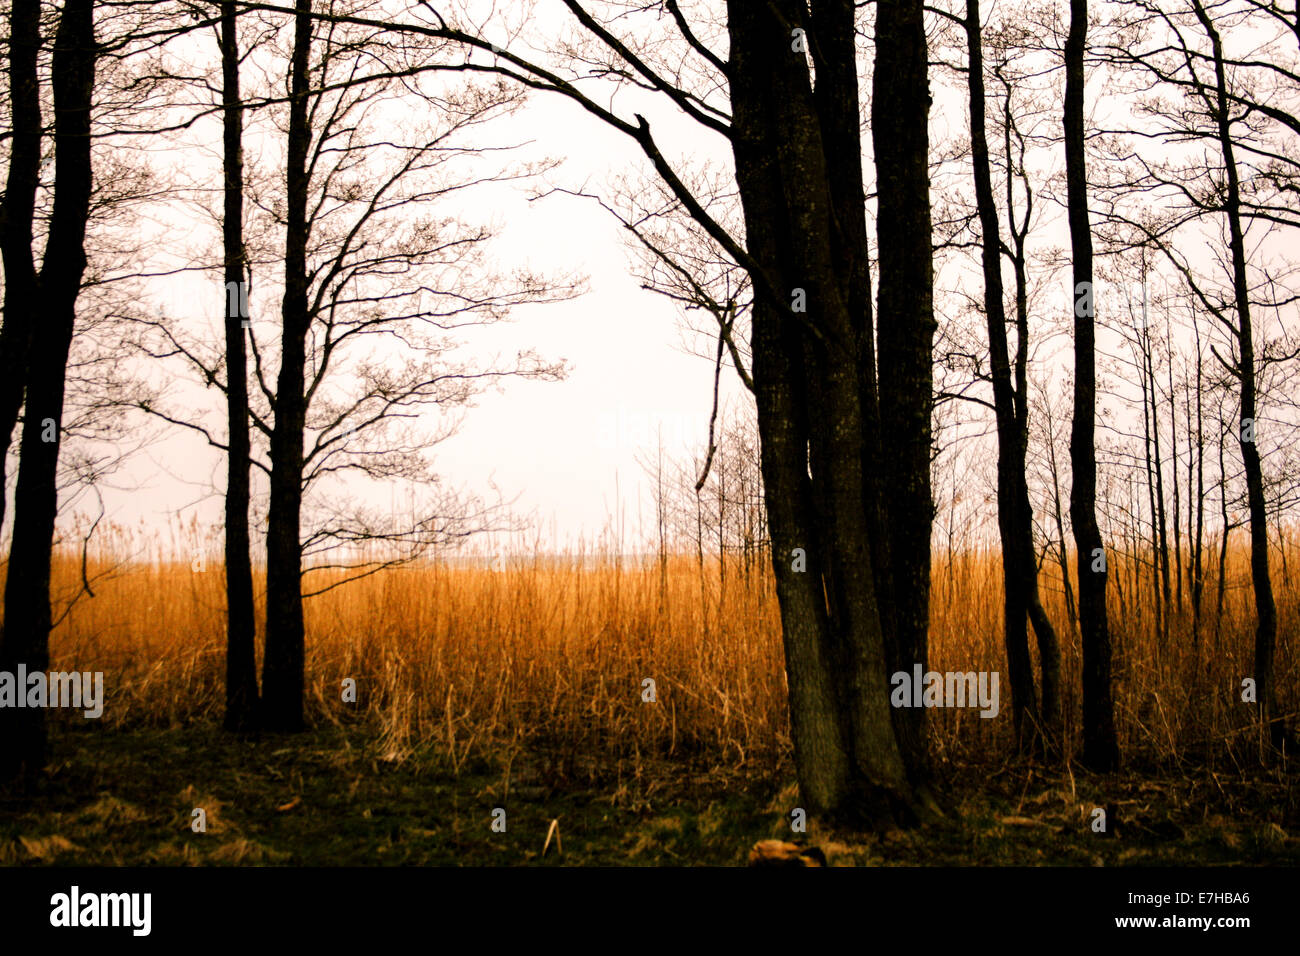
(29, 520, 1297, 772)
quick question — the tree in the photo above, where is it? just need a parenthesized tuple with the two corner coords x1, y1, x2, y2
(1064, 0, 1120, 770)
(219, 0, 260, 732)
(1095, 0, 1300, 753)
(1191, 0, 1281, 750)
(0, 0, 97, 784)
(128, 3, 577, 732)
(260, 0, 314, 731)
(0, 0, 42, 539)
(118, 0, 943, 820)
(874, 0, 941, 790)
(962, 0, 1062, 751)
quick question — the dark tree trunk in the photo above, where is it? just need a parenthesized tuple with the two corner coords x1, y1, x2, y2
(0, 0, 95, 785)
(1139, 329, 1164, 641)
(726, 0, 924, 822)
(810, 0, 911, 784)
(1168, 318, 1182, 611)
(0, 0, 42, 537)
(873, 0, 937, 780)
(1215, 418, 1229, 640)
(221, 0, 260, 732)
(1192, 0, 1281, 750)
(261, 0, 313, 733)
(965, 0, 1034, 748)
(1064, 0, 1119, 770)
(1192, 327, 1205, 637)
(1009, 190, 1063, 744)
(1143, 323, 1171, 637)
(964, 0, 1062, 751)
(1045, 401, 1079, 635)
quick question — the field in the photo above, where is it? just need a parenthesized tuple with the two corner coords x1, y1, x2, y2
(1, 524, 1298, 865)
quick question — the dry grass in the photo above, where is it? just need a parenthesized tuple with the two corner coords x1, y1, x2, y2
(27, 521, 1299, 772)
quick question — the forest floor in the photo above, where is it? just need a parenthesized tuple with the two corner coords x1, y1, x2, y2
(1, 723, 1297, 866)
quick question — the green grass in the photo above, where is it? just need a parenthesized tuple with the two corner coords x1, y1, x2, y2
(1, 723, 1297, 866)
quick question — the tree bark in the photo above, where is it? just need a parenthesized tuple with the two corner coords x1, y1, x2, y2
(261, 0, 313, 732)
(965, 0, 1035, 748)
(1064, 0, 1119, 770)
(221, 0, 260, 732)
(0, 0, 43, 538)
(1192, 325, 1205, 637)
(1191, 0, 1281, 751)
(726, 0, 924, 821)
(874, 0, 938, 781)
(0, 0, 96, 785)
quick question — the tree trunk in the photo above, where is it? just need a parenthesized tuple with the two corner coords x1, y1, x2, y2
(1192, 326, 1205, 638)
(726, 0, 924, 821)
(1215, 416, 1229, 640)
(1139, 328, 1163, 641)
(261, 0, 313, 733)
(965, 0, 1038, 749)
(0, 0, 42, 539)
(0, 0, 95, 785)
(1168, 316, 1182, 611)
(874, 0, 938, 781)
(1191, 0, 1281, 751)
(1064, 0, 1119, 770)
(1045, 397, 1079, 635)
(221, 0, 260, 732)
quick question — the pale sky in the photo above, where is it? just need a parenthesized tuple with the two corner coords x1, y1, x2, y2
(77, 25, 747, 556)
(36, 0, 1300, 561)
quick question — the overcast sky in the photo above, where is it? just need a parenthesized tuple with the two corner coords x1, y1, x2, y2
(47, 0, 1300, 559)
(87, 29, 746, 556)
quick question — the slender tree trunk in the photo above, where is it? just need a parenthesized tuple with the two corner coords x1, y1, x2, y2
(1192, 0, 1281, 750)
(1139, 330, 1164, 641)
(1168, 315, 1182, 611)
(965, 0, 1038, 749)
(874, 0, 938, 782)
(0, 0, 42, 539)
(1192, 329, 1205, 638)
(1008, 154, 1062, 745)
(1064, 0, 1119, 770)
(1146, 326, 1171, 637)
(0, 0, 95, 785)
(1215, 415, 1229, 641)
(220, 0, 260, 733)
(261, 0, 313, 732)
(1045, 399, 1078, 634)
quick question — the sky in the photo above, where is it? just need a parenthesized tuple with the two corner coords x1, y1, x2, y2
(81, 13, 747, 556)
(43, 0, 1300, 561)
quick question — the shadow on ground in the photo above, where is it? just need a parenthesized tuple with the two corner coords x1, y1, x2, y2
(1, 724, 1296, 865)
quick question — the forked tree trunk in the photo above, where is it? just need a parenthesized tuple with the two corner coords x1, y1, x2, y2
(965, 0, 1064, 752)
(726, 0, 930, 822)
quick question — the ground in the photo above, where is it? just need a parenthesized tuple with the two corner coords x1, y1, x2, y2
(1, 724, 1296, 866)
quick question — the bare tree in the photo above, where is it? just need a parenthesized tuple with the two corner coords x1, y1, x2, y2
(960, 0, 1062, 751)
(1064, 0, 1120, 770)
(219, 0, 259, 732)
